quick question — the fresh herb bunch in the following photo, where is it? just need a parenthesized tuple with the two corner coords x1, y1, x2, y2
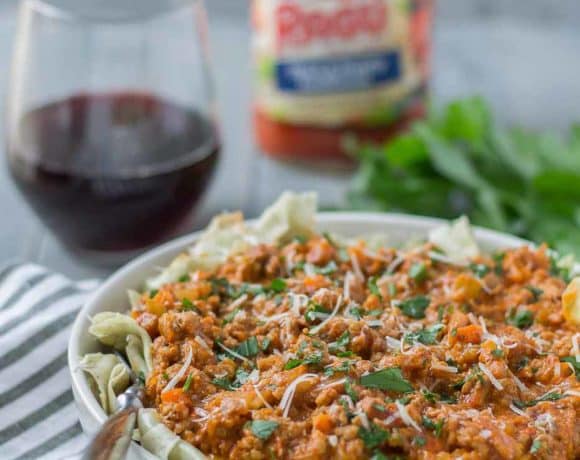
(349, 97, 580, 256)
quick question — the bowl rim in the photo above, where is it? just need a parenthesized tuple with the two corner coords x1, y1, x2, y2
(68, 211, 529, 433)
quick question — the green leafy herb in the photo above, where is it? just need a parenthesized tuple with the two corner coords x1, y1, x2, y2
(415, 436, 426, 447)
(322, 231, 337, 247)
(396, 296, 430, 319)
(236, 337, 260, 358)
(492, 349, 504, 358)
(314, 260, 338, 275)
(422, 416, 444, 437)
(149, 289, 158, 298)
(530, 438, 542, 454)
(561, 356, 580, 380)
(269, 278, 287, 293)
(344, 377, 358, 402)
(249, 420, 279, 440)
(469, 263, 490, 278)
(349, 306, 363, 320)
(409, 262, 428, 282)
(212, 376, 235, 390)
(388, 283, 397, 297)
(367, 276, 382, 299)
(360, 367, 413, 393)
(526, 285, 544, 302)
(421, 389, 438, 403)
(305, 303, 331, 323)
(178, 274, 190, 282)
(348, 96, 580, 258)
(138, 371, 146, 385)
(183, 373, 193, 392)
(222, 307, 241, 325)
(261, 338, 271, 351)
(284, 351, 323, 370)
(329, 331, 351, 354)
(358, 423, 389, 450)
(507, 309, 534, 329)
(324, 360, 353, 376)
(181, 298, 197, 312)
(404, 323, 444, 345)
(514, 391, 564, 409)
(293, 235, 307, 244)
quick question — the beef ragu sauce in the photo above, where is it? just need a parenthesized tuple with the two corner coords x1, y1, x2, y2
(8, 92, 219, 251)
(132, 236, 580, 459)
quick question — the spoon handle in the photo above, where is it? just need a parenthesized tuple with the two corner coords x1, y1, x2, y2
(82, 408, 137, 460)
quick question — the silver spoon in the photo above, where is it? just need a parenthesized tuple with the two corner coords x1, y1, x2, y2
(82, 352, 144, 460)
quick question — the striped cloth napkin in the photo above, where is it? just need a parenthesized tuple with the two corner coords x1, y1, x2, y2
(0, 262, 100, 460)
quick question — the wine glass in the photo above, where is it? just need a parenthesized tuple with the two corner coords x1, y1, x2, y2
(6, 0, 220, 264)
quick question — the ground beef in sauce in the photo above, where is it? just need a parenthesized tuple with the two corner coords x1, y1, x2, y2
(132, 237, 580, 460)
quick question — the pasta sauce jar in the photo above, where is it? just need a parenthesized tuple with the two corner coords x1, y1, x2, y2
(252, 0, 433, 166)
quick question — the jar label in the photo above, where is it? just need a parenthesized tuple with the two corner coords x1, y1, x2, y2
(253, 0, 432, 127)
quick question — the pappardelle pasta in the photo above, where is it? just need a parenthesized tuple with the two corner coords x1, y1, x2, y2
(82, 192, 580, 460)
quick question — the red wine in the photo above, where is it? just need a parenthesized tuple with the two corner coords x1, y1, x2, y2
(8, 92, 219, 253)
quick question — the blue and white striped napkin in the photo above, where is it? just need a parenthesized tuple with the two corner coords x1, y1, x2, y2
(0, 263, 100, 460)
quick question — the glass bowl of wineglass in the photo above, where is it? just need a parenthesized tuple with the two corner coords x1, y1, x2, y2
(6, 0, 220, 264)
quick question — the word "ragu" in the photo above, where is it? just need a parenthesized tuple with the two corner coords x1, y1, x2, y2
(276, 0, 388, 49)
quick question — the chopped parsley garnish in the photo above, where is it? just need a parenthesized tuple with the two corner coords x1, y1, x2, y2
(328, 330, 351, 355)
(561, 356, 580, 380)
(322, 231, 338, 247)
(358, 422, 389, 450)
(493, 252, 505, 275)
(344, 377, 358, 402)
(314, 260, 338, 275)
(183, 373, 193, 392)
(492, 349, 504, 358)
(530, 438, 542, 454)
(284, 351, 323, 370)
(304, 303, 331, 323)
(178, 274, 190, 282)
(249, 420, 279, 440)
(514, 391, 564, 409)
(181, 298, 197, 312)
(235, 337, 260, 358)
(469, 263, 490, 278)
(261, 337, 271, 351)
(293, 235, 307, 244)
(268, 278, 287, 293)
(409, 262, 428, 282)
(507, 309, 534, 329)
(421, 389, 438, 403)
(415, 436, 427, 447)
(422, 416, 444, 437)
(222, 307, 241, 326)
(360, 367, 414, 393)
(387, 283, 397, 297)
(212, 376, 235, 390)
(526, 285, 544, 302)
(349, 306, 363, 320)
(367, 276, 382, 299)
(404, 323, 444, 345)
(149, 289, 158, 298)
(396, 296, 430, 319)
(324, 360, 353, 377)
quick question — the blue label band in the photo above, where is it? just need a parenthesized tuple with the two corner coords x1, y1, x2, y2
(275, 51, 401, 94)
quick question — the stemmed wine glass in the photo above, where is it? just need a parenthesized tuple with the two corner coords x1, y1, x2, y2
(6, 0, 220, 264)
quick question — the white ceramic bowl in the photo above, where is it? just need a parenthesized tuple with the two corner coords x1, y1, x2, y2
(68, 212, 528, 458)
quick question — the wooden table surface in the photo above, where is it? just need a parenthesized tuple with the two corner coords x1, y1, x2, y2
(1, 0, 580, 280)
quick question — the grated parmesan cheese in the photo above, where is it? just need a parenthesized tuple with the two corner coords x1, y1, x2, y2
(162, 344, 193, 393)
(343, 271, 354, 300)
(310, 295, 343, 335)
(278, 373, 318, 418)
(509, 403, 528, 417)
(431, 361, 459, 373)
(386, 336, 402, 350)
(478, 363, 504, 390)
(395, 400, 422, 432)
(194, 336, 211, 352)
(216, 341, 251, 364)
(350, 252, 364, 281)
(480, 429, 491, 439)
(386, 253, 405, 274)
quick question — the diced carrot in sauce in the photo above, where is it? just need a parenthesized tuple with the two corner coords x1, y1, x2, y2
(454, 325, 483, 344)
(313, 413, 334, 433)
